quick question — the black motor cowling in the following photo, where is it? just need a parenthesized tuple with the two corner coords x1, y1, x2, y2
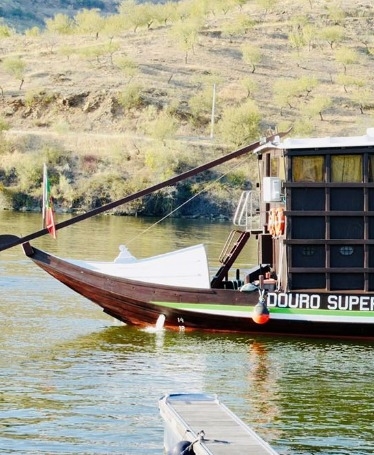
(168, 440, 195, 455)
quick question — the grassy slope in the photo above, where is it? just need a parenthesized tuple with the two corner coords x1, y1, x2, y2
(1, 1, 373, 138)
(0, 0, 373, 214)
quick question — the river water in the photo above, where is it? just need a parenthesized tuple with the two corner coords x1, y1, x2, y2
(0, 212, 373, 455)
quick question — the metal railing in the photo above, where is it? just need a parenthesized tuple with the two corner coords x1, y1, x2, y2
(233, 190, 262, 232)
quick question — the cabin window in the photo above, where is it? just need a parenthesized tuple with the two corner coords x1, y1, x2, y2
(331, 245, 363, 267)
(270, 156, 285, 180)
(331, 274, 363, 291)
(291, 188, 325, 210)
(339, 246, 354, 256)
(330, 216, 363, 239)
(330, 188, 363, 211)
(369, 155, 374, 182)
(292, 245, 324, 268)
(302, 246, 316, 256)
(270, 157, 278, 176)
(292, 156, 324, 182)
(331, 155, 362, 182)
(292, 216, 325, 239)
(369, 217, 374, 238)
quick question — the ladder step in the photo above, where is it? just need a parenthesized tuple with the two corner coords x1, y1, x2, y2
(211, 230, 250, 288)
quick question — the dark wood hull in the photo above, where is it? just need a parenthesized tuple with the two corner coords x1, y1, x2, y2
(22, 243, 374, 340)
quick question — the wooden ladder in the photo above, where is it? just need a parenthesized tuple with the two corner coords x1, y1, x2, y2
(210, 230, 250, 288)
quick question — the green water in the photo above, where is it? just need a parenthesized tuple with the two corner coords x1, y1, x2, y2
(0, 212, 373, 454)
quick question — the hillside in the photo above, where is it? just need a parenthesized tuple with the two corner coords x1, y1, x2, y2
(0, 0, 374, 215)
(0, 0, 121, 31)
(1, 1, 373, 137)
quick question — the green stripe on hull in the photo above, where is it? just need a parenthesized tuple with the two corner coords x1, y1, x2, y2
(151, 301, 252, 313)
(151, 301, 374, 319)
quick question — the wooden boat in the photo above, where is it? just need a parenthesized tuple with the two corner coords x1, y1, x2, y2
(5, 129, 374, 338)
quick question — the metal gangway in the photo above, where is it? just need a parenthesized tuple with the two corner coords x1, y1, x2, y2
(233, 190, 262, 233)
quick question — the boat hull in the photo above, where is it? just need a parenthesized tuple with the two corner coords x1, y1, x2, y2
(23, 244, 374, 339)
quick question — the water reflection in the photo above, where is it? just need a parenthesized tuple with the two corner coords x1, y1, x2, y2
(1, 213, 373, 454)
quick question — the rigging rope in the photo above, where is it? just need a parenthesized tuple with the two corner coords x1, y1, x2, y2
(126, 156, 250, 245)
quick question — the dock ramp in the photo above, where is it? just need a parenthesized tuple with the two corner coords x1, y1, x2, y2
(159, 393, 278, 455)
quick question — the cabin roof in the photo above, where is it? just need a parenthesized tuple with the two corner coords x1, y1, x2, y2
(279, 128, 374, 150)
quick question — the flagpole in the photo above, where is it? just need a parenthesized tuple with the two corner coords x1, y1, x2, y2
(42, 163, 47, 229)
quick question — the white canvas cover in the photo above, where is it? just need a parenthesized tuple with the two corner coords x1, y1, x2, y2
(67, 244, 211, 289)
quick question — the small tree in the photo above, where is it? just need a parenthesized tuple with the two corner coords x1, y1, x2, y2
(115, 55, 139, 81)
(336, 74, 365, 93)
(335, 47, 359, 74)
(119, 1, 158, 32)
(188, 86, 215, 124)
(0, 116, 10, 154)
(292, 118, 314, 136)
(288, 29, 306, 54)
(241, 44, 261, 73)
(240, 77, 257, 98)
(118, 82, 143, 110)
(351, 88, 373, 114)
(0, 24, 13, 38)
(303, 24, 317, 51)
(45, 13, 74, 35)
(273, 76, 318, 113)
(0, 117, 9, 133)
(319, 25, 344, 49)
(78, 41, 120, 66)
(327, 5, 346, 25)
(155, 2, 178, 26)
(74, 9, 104, 37)
(302, 95, 332, 121)
(3, 56, 26, 90)
(255, 0, 278, 19)
(145, 108, 178, 143)
(25, 26, 40, 37)
(169, 19, 202, 64)
(217, 99, 261, 147)
(222, 14, 254, 41)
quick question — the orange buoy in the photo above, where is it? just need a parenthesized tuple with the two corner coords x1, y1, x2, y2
(275, 206, 285, 236)
(252, 297, 270, 325)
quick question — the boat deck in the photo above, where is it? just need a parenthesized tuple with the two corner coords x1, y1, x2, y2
(159, 393, 278, 455)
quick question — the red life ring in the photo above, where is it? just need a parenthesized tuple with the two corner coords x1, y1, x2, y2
(275, 207, 285, 236)
(268, 208, 277, 236)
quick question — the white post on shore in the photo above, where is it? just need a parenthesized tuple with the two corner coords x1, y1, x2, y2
(210, 83, 216, 139)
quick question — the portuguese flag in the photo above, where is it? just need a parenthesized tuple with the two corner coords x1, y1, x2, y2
(42, 163, 56, 239)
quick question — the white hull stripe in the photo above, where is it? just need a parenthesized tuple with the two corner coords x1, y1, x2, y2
(152, 302, 374, 324)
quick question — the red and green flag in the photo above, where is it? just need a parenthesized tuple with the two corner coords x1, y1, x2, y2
(42, 163, 56, 239)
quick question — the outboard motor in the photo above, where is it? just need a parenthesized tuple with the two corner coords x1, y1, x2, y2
(167, 440, 196, 455)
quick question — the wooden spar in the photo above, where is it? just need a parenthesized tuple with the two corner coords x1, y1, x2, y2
(0, 131, 288, 252)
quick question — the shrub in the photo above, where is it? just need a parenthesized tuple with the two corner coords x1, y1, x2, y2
(0, 117, 10, 133)
(118, 83, 143, 110)
(0, 24, 13, 38)
(45, 13, 74, 35)
(188, 87, 214, 124)
(2, 56, 26, 89)
(217, 100, 261, 147)
(25, 89, 55, 108)
(145, 109, 179, 142)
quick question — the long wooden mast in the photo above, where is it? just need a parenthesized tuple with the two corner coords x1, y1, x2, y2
(0, 132, 287, 252)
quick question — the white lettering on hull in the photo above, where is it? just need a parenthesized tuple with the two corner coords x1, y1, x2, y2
(327, 295, 374, 311)
(267, 293, 374, 311)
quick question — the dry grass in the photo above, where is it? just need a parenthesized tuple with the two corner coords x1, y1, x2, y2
(1, 0, 374, 156)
